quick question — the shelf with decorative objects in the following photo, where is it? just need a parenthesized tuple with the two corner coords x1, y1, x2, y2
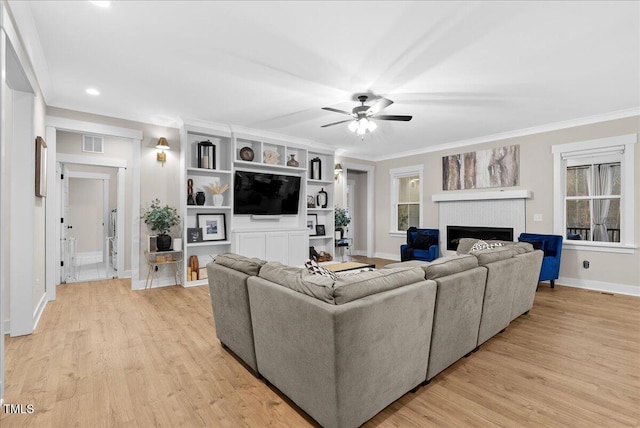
(305, 149, 336, 259)
(181, 122, 234, 287)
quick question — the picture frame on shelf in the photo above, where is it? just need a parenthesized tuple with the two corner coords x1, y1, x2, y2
(306, 195, 316, 208)
(197, 213, 227, 241)
(315, 225, 326, 236)
(307, 213, 318, 235)
(148, 235, 158, 252)
(187, 228, 203, 243)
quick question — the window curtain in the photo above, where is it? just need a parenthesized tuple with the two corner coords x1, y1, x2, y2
(592, 164, 612, 242)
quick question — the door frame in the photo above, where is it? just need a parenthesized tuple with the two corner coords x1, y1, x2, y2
(45, 117, 142, 301)
(63, 170, 112, 281)
(341, 162, 375, 258)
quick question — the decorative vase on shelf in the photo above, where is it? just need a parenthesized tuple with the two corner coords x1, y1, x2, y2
(287, 154, 299, 167)
(187, 179, 196, 205)
(157, 234, 172, 251)
(195, 191, 206, 206)
(316, 188, 328, 208)
(212, 194, 224, 206)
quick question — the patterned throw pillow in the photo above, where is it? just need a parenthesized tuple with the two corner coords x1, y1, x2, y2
(304, 259, 337, 280)
(470, 240, 505, 252)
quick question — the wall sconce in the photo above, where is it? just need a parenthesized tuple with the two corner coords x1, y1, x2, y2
(156, 137, 170, 167)
(334, 163, 343, 180)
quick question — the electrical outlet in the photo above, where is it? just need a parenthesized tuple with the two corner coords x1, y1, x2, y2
(533, 214, 543, 222)
(583, 260, 590, 269)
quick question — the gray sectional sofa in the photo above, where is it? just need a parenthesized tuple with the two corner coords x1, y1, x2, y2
(206, 240, 543, 428)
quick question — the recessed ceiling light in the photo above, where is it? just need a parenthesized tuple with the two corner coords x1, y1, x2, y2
(90, 1, 111, 7)
(86, 88, 100, 96)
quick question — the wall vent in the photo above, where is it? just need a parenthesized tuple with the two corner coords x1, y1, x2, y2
(82, 135, 104, 153)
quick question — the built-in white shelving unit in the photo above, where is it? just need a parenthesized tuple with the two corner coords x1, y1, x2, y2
(180, 123, 234, 287)
(180, 122, 335, 284)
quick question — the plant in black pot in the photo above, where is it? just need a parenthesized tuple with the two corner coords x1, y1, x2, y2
(334, 207, 351, 240)
(142, 199, 180, 251)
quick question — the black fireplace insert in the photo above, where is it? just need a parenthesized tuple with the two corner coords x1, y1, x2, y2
(447, 225, 514, 251)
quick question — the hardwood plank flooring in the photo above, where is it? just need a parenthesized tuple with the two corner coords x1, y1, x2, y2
(2, 272, 639, 427)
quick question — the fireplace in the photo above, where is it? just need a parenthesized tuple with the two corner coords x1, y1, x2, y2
(447, 225, 514, 251)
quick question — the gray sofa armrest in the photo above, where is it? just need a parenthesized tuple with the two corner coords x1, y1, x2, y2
(247, 276, 437, 428)
(207, 263, 257, 372)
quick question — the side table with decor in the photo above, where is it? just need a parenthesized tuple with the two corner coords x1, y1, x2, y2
(145, 250, 184, 289)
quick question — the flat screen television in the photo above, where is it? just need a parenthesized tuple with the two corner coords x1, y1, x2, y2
(234, 170, 301, 215)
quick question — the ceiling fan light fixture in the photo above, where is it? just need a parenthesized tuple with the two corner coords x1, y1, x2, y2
(348, 120, 358, 132)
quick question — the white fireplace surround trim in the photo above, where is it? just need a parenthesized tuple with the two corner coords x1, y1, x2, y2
(432, 189, 532, 202)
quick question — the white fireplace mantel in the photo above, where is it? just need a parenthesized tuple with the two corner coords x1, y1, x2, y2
(432, 189, 532, 202)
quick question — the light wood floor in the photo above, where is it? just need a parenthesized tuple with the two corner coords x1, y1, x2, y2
(2, 270, 639, 427)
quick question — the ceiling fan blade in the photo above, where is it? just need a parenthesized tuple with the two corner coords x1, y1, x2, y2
(373, 115, 413, 121)
(366, 98, 393, 115)
(321, 119, 353, 128)
(322, 107, 353, 116)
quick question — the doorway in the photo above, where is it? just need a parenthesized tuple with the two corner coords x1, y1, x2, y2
(60, 166, 117, 283)
(341, 162, 375, 258)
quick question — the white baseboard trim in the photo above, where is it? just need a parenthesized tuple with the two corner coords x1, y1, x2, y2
(557, 276, 640, 297)
(119, 270, 132, 278)
(374, 252, 401, 261)
(32, 293, 47, 331)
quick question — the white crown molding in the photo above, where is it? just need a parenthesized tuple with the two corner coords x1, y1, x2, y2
(373, 108, 640, 162)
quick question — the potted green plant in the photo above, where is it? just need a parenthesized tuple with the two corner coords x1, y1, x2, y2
(334, 207, 351, 240)
(142, 199, 180, 251)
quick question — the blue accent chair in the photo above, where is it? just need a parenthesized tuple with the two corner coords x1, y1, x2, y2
(400, 228, 439, 262)
(518, 233, 563, 288)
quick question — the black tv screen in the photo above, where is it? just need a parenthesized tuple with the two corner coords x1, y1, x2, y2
(234, 171, 301, 215)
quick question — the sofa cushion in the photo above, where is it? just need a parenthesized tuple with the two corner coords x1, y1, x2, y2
(383, 260, 430, 269)
(471, 246, 518, 265)
(215, 253, 266, 276)
(259, 262, 336, 303)
(304, 259, 337, 280)
(456, 238, 480, 254)
(421, 254, 478, 279)
(333, 267, 425, 305)
(506, 241, 534, 254)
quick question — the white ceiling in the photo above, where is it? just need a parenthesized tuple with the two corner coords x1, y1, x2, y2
(16, 1, 640, 160)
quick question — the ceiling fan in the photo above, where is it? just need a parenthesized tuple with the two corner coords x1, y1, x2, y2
(321, 95, 412, 137)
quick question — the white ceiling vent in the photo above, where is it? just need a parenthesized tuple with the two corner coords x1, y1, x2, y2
(82, 135, 104, 153)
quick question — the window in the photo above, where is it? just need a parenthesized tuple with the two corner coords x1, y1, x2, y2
(553, 134, 636, 251)
(390, 165, 423, 234)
